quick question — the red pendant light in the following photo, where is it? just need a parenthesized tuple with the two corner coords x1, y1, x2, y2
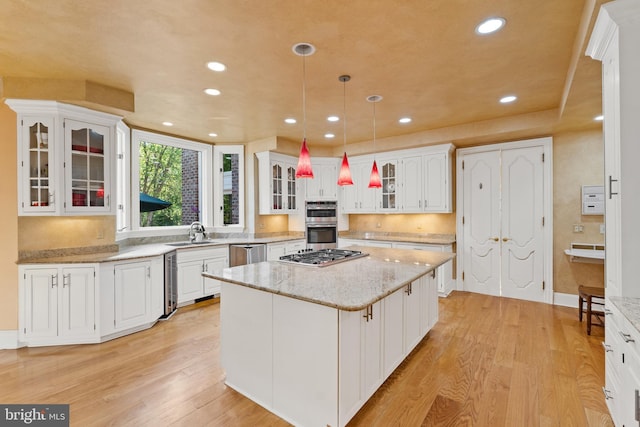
(367, 95, 382, 188)
(293, 42, 316, 179)
(337, 75, 353, 186)
(296, 138, 314, 178)
(338, 152, 353, 185)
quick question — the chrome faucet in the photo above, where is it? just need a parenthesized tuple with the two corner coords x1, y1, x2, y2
(189, 221, 206, 242)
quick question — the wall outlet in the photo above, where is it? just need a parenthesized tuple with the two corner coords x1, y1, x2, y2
(573, 224, 584, 233)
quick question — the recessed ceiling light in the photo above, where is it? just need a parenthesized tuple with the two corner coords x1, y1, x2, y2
(500, 95, 517, 103)
(208, 133, 218, 137)
(594, 115, 604, 121)
(206, 61, 226, 72)
(324, 133, 335, 139)
(162, 121, 173, 126)
(204, 88, 221, 96)
(284, 118, 297, 124)
(399, 117, 412, 124)
(327, 116, 340, 122)
(476, 17, 506, 35)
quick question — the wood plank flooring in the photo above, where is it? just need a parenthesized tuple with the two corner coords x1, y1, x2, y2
(0, 291, 613, 426)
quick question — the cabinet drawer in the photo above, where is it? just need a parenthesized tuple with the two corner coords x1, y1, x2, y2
(608, 302, 640, 361)
(176, 246, 228, 263)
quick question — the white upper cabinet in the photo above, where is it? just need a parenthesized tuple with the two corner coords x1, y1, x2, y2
(6, 100, 121, 216)
(341, 143, 454, 214)
(305, 157, 338, 201)
(256, 152, 301, 214)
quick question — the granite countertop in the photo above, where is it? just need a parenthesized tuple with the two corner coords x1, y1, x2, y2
(609, 296, 640, 333)
(339, 231, 456, 245)
(203, 246, 456, 311)
(17, 234, 306, 264)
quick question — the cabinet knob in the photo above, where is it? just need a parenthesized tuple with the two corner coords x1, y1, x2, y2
(620, 331, 635, 343)
(602, 387, 613, 400)
(602, 342, 613, 353)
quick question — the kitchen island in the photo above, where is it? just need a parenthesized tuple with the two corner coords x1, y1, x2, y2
(204, 246, 455, 427)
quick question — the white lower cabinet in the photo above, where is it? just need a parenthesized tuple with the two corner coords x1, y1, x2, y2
(221, 270, 438, 427)
(20, 264, 97, 346)
(603, 301, 640, 427)
(100, 256, 163, 339)
(177, 246, 228, 304)
(266, 239, 306, 261)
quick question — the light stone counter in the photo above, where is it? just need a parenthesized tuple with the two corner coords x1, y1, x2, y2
(339, 231, 456, 245)
(204, 246, 455, 311)
(610, 296, 640, 333)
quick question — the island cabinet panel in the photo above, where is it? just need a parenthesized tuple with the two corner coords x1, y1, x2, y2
(272, 294, 338, 427)
(383, 287, 405, 377)
(404, 280, 423, 354)
(339, 300, 383, 426)
(220, 282, 273, 409)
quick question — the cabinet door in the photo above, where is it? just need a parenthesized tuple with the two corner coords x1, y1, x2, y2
(203, 256, 227, 295)
(404, 281, 422, 353)
(271, 162, 284, 211)
(379, 160, 398, 211)
(285, 163, 299, 212)
(401, 156, 423, 212)
(363, 300, 383, 399)
(428, 270, 438, 329)
(177, 260, 204, 303)
(64, 119, 111, 214)
(59, 267, 96, 338)
(23, 268, 59, 339)
(285, 240, 306, 255)
(114, 262, 150, 330)
(339, 308, 364, 425)
(383, 288, 404, 376)
(423, 153, 450, 212)
(20, 116, 57, 214)
(267, 243, 287, 261)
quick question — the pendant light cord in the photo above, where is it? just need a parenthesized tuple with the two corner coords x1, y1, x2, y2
(302, 52, 307, 140)
(343, 78, 347, 151)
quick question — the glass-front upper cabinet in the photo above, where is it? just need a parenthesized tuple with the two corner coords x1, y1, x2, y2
(271, 162, 283, 211)
(380, 160, 398, 211)
(21, 117, 57, 213)
(286, 165, 297, 211)
(64, 119, 111, 213)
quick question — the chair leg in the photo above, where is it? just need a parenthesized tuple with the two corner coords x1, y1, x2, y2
(586, 295, 592, 335)
(579, 295, 584, 322)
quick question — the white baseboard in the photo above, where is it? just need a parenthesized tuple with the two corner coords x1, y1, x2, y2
(0, 330, 24, 349)
(554, 292, 579, 308)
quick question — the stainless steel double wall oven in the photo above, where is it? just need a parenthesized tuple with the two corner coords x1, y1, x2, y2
(305, 201, 337, 250)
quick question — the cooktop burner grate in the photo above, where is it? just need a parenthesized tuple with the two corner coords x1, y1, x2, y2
(279, 248, 368, 267)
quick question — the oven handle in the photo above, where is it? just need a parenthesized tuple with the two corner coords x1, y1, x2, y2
(306, 223, 337, 228)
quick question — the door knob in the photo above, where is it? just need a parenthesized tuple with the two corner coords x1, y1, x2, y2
(502, 237, 510, 242)
(491, 237, 499, 242)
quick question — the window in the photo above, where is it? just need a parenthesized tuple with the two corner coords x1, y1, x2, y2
(116, 130, 244, 236)
(213, 145, 244, 229)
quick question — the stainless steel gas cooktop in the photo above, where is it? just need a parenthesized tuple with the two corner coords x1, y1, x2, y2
(279, 248, 368, 267)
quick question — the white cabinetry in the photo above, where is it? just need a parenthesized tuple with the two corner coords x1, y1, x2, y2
(340, 144, 454, 214)
(99, 257, 163, 339)
(305, 157, 338, 200)
(603, 302, 640, 427)
(19, 265, 97, 346)
(6, 100, 120, 216)
(588, 2, 640, 424)
(256, 152, 300, 214)
(266, 239, 306, 261)
(221, 269, 438, 426)
(393, 242, 454, 296)
(177, 246, 228, 304)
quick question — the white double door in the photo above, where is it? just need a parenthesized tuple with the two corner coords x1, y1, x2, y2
(459, 139, 550, 303)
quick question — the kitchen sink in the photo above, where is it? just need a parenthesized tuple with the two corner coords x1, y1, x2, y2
(166, 240, 219, 247)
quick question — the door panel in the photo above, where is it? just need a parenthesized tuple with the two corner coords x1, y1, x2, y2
(501, 147, 544, 302)
(463, 151, 500, 296)
(60, 267, 95, 337)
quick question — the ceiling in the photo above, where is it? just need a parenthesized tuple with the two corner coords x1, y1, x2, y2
(0, 0, 609, 151)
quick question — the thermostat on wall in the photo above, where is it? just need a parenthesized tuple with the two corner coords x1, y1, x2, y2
(582, 185, 604, 215)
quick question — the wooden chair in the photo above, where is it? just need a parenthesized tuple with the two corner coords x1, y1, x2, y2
(578, 285, 605, 335)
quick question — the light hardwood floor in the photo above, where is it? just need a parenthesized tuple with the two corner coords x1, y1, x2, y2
(0, 291, 613, 426)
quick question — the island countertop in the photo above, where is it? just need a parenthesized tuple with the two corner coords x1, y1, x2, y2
(203, 246, 455, 311)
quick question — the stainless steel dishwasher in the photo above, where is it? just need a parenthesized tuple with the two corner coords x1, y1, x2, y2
(230, 244, 266, 266)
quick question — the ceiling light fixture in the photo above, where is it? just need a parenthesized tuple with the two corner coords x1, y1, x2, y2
(162, 121, 173, 127)
(208, 133, 218, 137)
(204, 88, 221, 96)
(476, 17, 506, 35)
(500, 95, 517, 103)
(327, 116, 339, 122)
(284, 118, 297, 124)
(206, 61, 226, 72)
(292, 42, 316, 179)
(594, 115, 604, 121)
(367, 95, 383, 188)
(325, 133, 335, 138)
(399, 117, 412, 124)
(337, 75, 354, 186)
